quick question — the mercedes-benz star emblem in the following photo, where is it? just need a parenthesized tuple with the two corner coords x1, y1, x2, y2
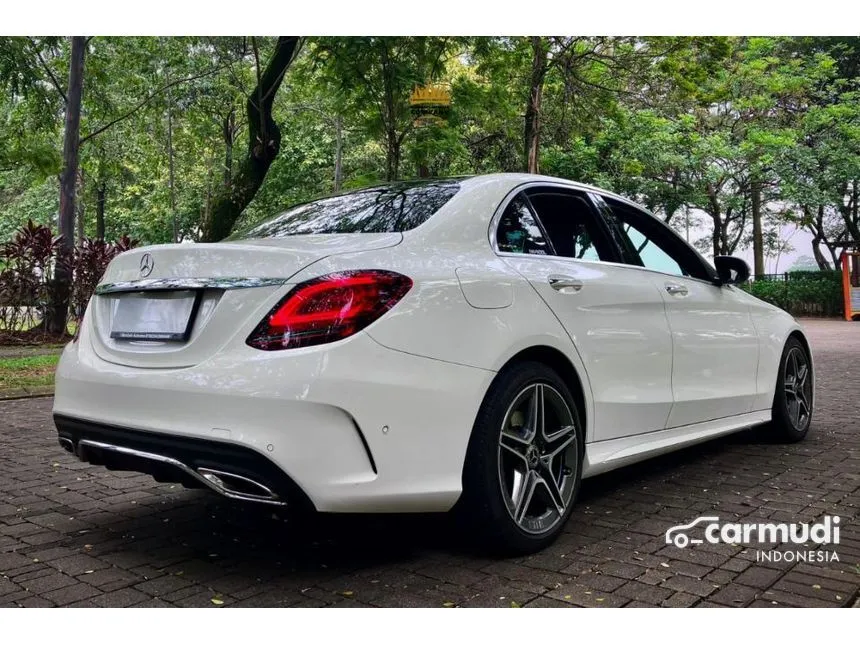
(139, 253, 154, 277)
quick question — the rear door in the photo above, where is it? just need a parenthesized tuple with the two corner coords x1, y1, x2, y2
(496, 185, 674, 441)
(595, 194, 760, 427)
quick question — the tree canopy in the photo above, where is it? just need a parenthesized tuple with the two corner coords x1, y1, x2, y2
(1, 36, 858, 272)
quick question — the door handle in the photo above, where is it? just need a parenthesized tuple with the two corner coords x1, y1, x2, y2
(665, 283, 689, 296)
(548, 275, 583, 293)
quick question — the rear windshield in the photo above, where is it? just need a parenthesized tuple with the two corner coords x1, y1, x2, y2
(231, 180, 461, 239)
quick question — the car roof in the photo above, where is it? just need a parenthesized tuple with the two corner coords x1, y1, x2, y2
(457, 173, 647, 213)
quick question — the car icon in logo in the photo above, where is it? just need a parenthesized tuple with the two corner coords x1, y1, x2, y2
(665, 516, 720, 548)
(139, 252, 154, 277)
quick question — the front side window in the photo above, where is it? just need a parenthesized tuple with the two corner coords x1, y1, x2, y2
(231, 180, 461, 239)
(601, 197, 711, 281)
(496, 196, 550, 255)
(621, 222, 685, 276)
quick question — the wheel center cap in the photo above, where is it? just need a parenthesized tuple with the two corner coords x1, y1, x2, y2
(526, 445, 540, 469)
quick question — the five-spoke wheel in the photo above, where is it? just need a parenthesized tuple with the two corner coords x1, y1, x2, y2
(770, 337, 814, 442)
(497, 383, 578, 535)
(783, 346, 812, 431)
(459, 361, 583, 554)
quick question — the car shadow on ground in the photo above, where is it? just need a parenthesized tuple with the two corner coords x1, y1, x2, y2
(67, 425, 785, 581)
(577, 424, 780, 503)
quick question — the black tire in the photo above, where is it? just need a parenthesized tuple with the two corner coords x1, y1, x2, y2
(769, 336, 814, 443)
(457, 361, 583, 555)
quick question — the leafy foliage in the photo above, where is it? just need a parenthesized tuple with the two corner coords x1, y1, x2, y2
(0, 220, 61, 332)
(0, 36, 859, 302)
(68, 234, 138, 317)
(0, 219, 135, 336)
(743, 271, 843, 317)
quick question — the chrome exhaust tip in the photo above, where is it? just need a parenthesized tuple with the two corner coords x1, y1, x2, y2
(73, 438, 286, 506)
(58, 437, 75, 454)
(196, 467, 281, 503)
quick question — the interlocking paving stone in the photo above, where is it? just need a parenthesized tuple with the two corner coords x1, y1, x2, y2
(733, 566, 784, 588)
(661, 591, 700, 607)
(661, 574, 720, 597)
(0, 320, 858, 607)
(615, 580, 674, 604)
(42, 581, 100, 606)
(708, 583, 761, 606)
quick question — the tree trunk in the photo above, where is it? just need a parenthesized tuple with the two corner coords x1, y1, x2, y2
(707, 185, 722, 259)
(46, 36, 86, 335)
(826, 243, 840, 269)
(524, 37, 548, 174)
(223, 108, 234, 187)
(379, 42, 401, 181)
(811, 235, 831, 270)
(96, 181, 106, 241)
(76, 168, 85, 244)
(751, 181, 765, 277)
(334, 114, 343, 191)
(204, 37, 300, 242)
(202, 166, 214, 242)
(712, 217, 722, 258)
(167, 85, 178, 243)
(839, 181, 860, 242)
(387, 136, 400, 181)
(852, 180, 859, 238)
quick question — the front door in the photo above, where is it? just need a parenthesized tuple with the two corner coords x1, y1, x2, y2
(597, 195, 760, 428)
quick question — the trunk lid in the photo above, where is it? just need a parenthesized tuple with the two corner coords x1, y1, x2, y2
(100, 234, 402, 283)
(88, 233, 402, 368)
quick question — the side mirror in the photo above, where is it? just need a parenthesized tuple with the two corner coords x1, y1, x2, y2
(713, 256, 750, 285)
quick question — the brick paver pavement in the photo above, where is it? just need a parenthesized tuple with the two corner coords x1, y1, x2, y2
(1, 320, 858, 608)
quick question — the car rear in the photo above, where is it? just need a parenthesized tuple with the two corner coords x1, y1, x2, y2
(53, 179, 495, 513)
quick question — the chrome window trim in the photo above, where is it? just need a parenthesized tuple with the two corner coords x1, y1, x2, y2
(95, 277, 287, 295)
(494, 250, 723, 287)
(488, 180, 722, 288)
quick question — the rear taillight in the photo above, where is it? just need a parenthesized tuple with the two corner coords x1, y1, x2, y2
(246, 270, 413, 351)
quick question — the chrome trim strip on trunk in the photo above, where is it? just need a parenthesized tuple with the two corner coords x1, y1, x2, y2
(75, 438, 287, 506)
(95, 277, 286, 295)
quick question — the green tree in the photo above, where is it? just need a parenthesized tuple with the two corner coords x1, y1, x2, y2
(313, 37, 456, 181)
(203, 37, 301, 241)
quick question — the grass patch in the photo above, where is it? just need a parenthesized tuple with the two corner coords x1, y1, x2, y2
(0, 353, 60, 392)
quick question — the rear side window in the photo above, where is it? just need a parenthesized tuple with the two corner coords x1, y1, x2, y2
(232, 180, 461, 238)
(496, 196, 550, 255)
(525, 190, 614, 262)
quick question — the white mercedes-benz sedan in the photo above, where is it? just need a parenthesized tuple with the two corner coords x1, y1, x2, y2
(54, 173, 814, 554)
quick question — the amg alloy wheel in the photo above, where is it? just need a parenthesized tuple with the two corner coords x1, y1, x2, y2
(497, 383, 578, 535)
(769, 337, 814, 443)
(459, 361, 583, 554)
(782, 346, 812, 431)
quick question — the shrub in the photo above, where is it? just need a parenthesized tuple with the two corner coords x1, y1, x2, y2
(0, 221, 138, 335)
(0, 221, 60, 331)
(69, 235, 138, 318)
(742, 270, 843, 317)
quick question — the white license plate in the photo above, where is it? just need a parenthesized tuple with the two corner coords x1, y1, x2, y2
(110, 291, 200, 342)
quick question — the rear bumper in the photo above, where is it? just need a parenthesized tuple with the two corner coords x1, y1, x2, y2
(53, 329, 494, 512)
(55, 415, 309, 508)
